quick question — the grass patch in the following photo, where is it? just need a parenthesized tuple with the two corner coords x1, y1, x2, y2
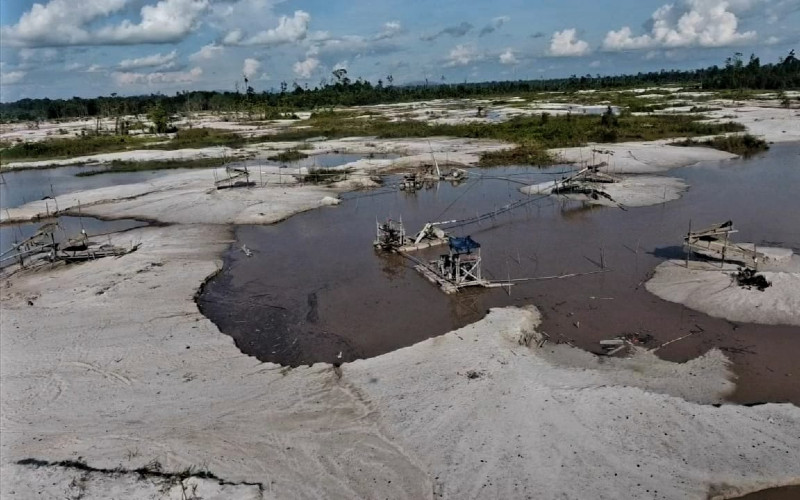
(302, 167, 353, 184)
(0, 134, 152, 162)
(259, 111, 745, 166)
(75, 157, 228, 176)
(479, 144, 554, 166)
(673, 134, 769, 157)
(158, 128, 245, 150)
(689, 106, 722, 113)
(267, 148, 308, 162)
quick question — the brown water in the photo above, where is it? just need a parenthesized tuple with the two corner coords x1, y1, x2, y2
(198, 143, 800, 404)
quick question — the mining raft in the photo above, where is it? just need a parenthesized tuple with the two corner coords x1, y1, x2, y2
(684, 220, 767, 268)
(374, 217, 452, 252)
(0, 222, 136, 272)
(414, 236, 504, 294)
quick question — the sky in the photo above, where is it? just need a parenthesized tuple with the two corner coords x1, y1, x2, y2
(0, 0, 798, 101)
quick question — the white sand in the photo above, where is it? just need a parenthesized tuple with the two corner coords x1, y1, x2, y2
(646, 257, 800, 327)
(550, 141, 737, 174)
(522, 175, 688, 208)
(3, 99, 800, 498)
(2, 225, 798, 498)
(702, 105, 800, 143)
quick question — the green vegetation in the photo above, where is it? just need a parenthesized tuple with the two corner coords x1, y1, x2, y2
(674, 134, 769, 157)
(267, 148, 309, 162)
(2, 51, 797, 123)
(0, 134, 152, 162)
(74, 157, 228, 176)
(302, 167, 353, 184)
(147, 104, 172, 134)
(159, 128, 245, 149)
(260, 110, 745, 166)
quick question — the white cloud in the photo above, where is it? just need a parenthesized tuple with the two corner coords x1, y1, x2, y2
(765, 35, 781, 45)
(499, 49, 518, 65)
(2, 71, 27, 85)
(226, 10, 310, 46)
(189, 43, 224, 62)
(293, 57, 319, 78)
(445, 44, 482, 67)
(1, 0, 125, 47)
(243, 58, 261, 78)
(96, 0, 209, 44)
(549, 29, 590, 56)
(65, 62, 84, 71)
(602, 0, 757, 51)
(1, 0, 208, 47)
(113, 67, 203, 86)
(86, 64, 104, 73)
(119, 50, 178, 70)
(589, 60, 601, 68)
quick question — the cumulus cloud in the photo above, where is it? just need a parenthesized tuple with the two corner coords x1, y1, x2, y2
(445, 44, 483, 67)
(96, 0, 209, 44)
(602, 0, 757, 51)
(499, 48, 518, 65)
(549, 29, 590, 56)
(118, 50, 178, 70)
(422, 22, 473, 41)
(293, 57, 319, 78)
(189, 43, 224, 61)
(2, 0, 208, 47)
(225, 10, 309, 46)
(243, 58, 261, 78)
(113, 67, 203, 86)
(480, 16, 510, 36)
(1, 71, 27, 85)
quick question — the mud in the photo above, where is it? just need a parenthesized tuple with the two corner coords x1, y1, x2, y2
(197, 144, 800, 404)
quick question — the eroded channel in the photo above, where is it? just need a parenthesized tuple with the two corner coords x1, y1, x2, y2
(197, 144, 800, 404)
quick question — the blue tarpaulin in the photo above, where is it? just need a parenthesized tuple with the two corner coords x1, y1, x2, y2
(449, 236, 480, 254)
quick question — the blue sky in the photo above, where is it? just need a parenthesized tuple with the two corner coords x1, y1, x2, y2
(1, 0, 798, 101)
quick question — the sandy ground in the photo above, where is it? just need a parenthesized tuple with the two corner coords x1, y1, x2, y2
(550, 141, 737, 174)
(522, 174, 688, 208)
(646, 256, 800, 327)
(1, 146, 245, 171)
(2, 223, 799, 499)
(3, 99, 800, 498)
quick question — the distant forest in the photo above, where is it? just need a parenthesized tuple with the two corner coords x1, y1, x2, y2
(2, 50, 798, 123)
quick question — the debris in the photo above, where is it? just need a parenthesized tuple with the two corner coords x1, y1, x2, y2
(734, 267, 771, 291)
(684, 220, 765, 267)
(0, 222, 136, 272)
(214, 165, 255, 189)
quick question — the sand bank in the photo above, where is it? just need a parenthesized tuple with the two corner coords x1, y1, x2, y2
(646, 256, 800, 327)
(2, 222, 799, 498)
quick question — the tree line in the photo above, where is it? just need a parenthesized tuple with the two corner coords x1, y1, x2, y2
(1, 50, 797, 123)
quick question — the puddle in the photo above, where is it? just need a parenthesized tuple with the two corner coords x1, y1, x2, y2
(198, 144, 800, 403)
(0, 165, 197, 210)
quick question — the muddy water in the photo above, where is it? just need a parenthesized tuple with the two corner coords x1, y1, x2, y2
(198, 144, 800, 404)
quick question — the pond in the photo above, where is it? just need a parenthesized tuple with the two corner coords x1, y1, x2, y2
(197, 144, 800, 404)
